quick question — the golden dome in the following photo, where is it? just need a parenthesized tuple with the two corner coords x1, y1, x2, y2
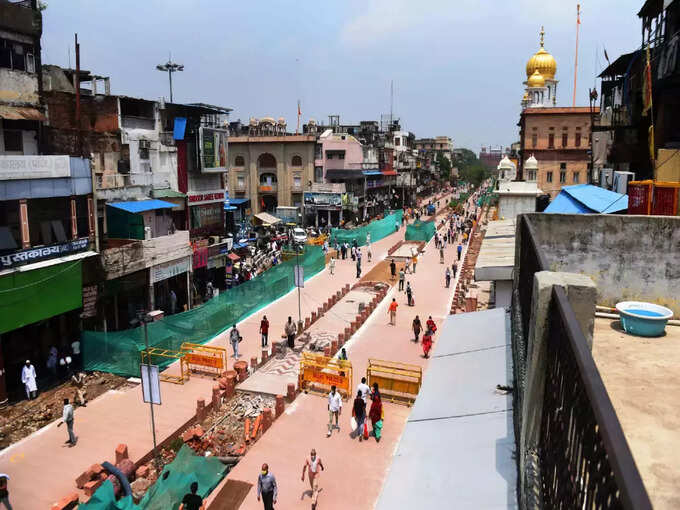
(527, 69, 545, 88)
(526, 27, 557, 80)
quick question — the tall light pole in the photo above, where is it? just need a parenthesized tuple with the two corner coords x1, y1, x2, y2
(156, 58, 184, 103)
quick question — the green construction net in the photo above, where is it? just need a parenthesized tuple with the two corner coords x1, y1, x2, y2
(405, 220, 436, 242)
(329, 210, 403, 247)
(82, 246, 326, 377)
(79, 445, 227, 510)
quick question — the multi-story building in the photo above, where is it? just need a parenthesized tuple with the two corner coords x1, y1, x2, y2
(228, 117, 315, 216)
(479, 146, 504, 172)
(518, 28, 598, 197)
(0, 1, 97, 403)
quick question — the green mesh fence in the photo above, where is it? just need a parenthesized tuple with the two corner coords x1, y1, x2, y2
(330, 210, 403, 247)
(405, 220, 436, 242)
(79, 445, 227, 510)
(83, 246, 326, 377)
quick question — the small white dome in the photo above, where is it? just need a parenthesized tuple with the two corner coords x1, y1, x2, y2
(525, 155, 538, 170)
(497, 155, 516, 171)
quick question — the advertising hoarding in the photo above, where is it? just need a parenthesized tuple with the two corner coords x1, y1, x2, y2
(199, 127, 229, 173)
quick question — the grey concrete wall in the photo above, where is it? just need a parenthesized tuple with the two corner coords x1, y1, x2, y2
(498, 195, 536, 220)
(524, 213, 680, 315)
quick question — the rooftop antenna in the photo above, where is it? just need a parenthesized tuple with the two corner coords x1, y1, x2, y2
(572, 4, 581, 107)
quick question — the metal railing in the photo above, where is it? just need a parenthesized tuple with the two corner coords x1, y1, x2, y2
(514, 214, 652, 510)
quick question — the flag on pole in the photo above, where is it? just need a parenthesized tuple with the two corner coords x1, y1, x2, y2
(297, 100, 301, 117)
(642, 45, 653, 116)
(649, 124, 655, 163)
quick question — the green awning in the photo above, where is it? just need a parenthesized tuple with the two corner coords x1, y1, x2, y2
(0, 261, 83, 334)
(151, 188, 186, 198)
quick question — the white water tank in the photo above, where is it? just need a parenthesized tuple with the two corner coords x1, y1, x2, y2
(613, 171, 635, 195)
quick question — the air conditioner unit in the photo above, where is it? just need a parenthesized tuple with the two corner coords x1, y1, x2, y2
(613, 171, 635, 195)
(600, 168, 613, 189)
(139, 140, 151, 150)
(117, 159, 130, 174)
(209, 236, 220, 245)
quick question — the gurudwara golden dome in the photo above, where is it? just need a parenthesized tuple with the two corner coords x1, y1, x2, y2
(527, 69, 545, 88)
(526, 26, 557, 80)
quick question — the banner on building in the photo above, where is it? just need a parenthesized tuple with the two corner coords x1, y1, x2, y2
(199, 127, 229, 173)
(0, 238, 89, 269)
(0, 155, 71, 180)
(151, 256, 191, 284)
(81, 285, 98, 318)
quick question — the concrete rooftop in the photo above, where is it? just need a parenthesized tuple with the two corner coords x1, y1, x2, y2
(496, 181, 543, 195)
(592, 317, 680, 510)
(376, 307, 517, 510)
(475, 219, 516, 281)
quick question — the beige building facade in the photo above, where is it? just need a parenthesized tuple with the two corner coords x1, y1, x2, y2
(520, 107, 598, 197)
(228, 135, 316, 214)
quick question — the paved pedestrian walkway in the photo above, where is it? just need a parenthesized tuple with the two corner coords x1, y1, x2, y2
(0, 192, 454, 509)
(206, 196, 469, 510)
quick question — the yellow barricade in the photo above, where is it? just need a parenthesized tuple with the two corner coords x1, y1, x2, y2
(366, 358, 422, 406)
(298, 352, 352, 400)
(140, 348, 189, 384)
(180, 342, 227, 377)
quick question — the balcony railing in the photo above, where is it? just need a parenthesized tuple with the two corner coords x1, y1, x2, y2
(513, 215, 652, 510)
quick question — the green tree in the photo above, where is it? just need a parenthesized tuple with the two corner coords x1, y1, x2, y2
(436, 152, 452, 180)
(454, 148, 490, 187)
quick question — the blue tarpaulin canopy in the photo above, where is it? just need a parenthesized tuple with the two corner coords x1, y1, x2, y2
(107, 199, 175, 214)
(362, 170, 382, 176)
(226, 198, 250, 205)
(544, 184, 628, 214)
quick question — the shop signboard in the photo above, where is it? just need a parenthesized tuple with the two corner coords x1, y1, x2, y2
(192, 247, 208, 269)
(151, 256, 191, 284)
(0, 238, 89, 269)
(81, 285, 98, 318)
(303, 192, 355, 209)
(187, 190, 225, 206)
(199, 127, 229, 173)
(0, 155, 71, 180)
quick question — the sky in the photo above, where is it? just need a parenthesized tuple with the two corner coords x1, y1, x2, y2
(41, 0, 643, 152)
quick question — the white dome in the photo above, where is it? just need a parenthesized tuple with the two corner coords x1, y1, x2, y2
(525, 155, 538, 170)
(497, 155, 516, 171)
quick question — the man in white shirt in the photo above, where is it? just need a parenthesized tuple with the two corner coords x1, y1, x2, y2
(327, 385, 342, 437)
(357, 377, 370, 404)
(21, 360, 37, 400)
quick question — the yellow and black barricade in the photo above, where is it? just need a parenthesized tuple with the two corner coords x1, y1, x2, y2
(180, 342, 227, 377)
(140, 347, 189, 384)
(366, 358, 422, 405)
(298, 352, 352, 400)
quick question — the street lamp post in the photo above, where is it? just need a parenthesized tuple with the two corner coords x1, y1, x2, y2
(156, 59, 184, 103)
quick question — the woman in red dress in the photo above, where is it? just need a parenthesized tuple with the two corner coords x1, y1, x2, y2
(422, 328, 433, 358)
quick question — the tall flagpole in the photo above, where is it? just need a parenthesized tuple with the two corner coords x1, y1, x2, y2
(572, 4, 581, 107)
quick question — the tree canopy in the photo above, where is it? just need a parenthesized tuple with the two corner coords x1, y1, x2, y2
(454, 148, 491, 187)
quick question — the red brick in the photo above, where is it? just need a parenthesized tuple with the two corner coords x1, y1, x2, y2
(114, 443, 128, 464)
(286, 383, 296, 402)
(275, 395, 285, 417)
(251, 414, 262, 440)
(51, 492, 79, 510)
(250, 356, 258, 370)
(90, 464, 105, 476)
(75, 469, 93, 489)
(83, 479, 103, 497)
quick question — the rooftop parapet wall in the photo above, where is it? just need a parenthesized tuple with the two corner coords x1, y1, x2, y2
(521, 213, 680, 315)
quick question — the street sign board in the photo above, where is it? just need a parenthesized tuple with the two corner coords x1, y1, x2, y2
(141, 364, 161, 405)
(294, 265, 304, 288)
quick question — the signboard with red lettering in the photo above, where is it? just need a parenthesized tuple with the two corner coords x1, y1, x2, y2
(187, 190, 226, 206)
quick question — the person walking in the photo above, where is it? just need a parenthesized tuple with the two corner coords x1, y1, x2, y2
(457, 243, 462, 261)
(389, 259, 396, 281)
(179, 481, 204, 510)
(0, 475, 10, 510)
(426, 316, 437, 334)
(411, 253, 418, 273)
(452, 262, 458, 277)
(71, 337, 81, 370)
(356, 257, 361, 279)
(329, 256, 336, 275)
(412, 315, 422, 343)
(439, 245, 445, 264)
(406, 282, 413, 306)
(301, 449, 325, 508)
(352, 390, 367, 441)
(368, 384, 383, 442)
(170, 289, 177, 315)
(388, 298, 398, 325)
(367, 245, 372, 262)
(398, 268, 405, 291)
(422, 328, 434, 358)
(357, 377, 370, 404)
(229, 324, 241, 359)
(445, 267, 451, 288)
(327, 385, 342, 436)
(21, 360, 37, 400)
(285, 316, 297, 350)
(257, 464, 277, 510)
(58, 398, 77, 446)
(260, 316, 269, 348)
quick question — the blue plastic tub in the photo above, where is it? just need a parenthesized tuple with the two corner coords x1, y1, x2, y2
(615, 301, 674, 337)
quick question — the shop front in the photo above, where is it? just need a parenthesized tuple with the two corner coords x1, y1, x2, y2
(188, 190, 226, 239)
(150, 256, 191, 315)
